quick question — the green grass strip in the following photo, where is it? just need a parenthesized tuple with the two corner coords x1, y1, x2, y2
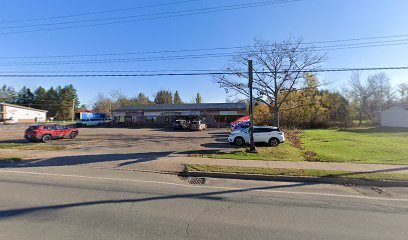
(186, 164, 408, 181)
(0, 143, 66, 151)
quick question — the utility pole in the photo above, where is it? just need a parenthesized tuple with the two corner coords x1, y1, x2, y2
(71, 100, 75, 121)
(248, 60, 257, 153)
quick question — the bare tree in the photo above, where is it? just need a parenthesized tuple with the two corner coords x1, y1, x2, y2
(398, 83, 408, 104)
(214, 38, 326, 127)
(92, 93, 112, 113)
(367, 73, 394, 118)
(348, 72, 376, 125)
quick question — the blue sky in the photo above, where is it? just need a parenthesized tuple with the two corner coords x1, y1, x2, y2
(0, 0, 408, 106)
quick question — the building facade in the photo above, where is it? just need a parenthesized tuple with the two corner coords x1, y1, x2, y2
(0, 103, 47, 123)
(381, 104, 408, 128)
(113, 103, 247, 128)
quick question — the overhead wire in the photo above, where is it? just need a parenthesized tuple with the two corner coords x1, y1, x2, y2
(1, 66, 408, 77)
(0, 0, 202, 24)
(0, 0, 301, 35)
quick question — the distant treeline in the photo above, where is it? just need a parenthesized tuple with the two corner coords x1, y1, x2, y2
(92, 90, 203, 113)
(0, 84, 79, 120)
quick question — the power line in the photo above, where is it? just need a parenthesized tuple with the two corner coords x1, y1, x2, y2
(0, 0, 301, 35)
(1, 66, 408, 77)
(0, 40, 407, 66)
(0, 0, 202, 24)
(0, 34, 407, 62)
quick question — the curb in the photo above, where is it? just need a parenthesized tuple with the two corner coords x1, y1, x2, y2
(180, 171, 408, 187)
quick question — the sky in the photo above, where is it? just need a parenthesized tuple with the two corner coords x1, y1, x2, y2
(0, 0, 408, 107)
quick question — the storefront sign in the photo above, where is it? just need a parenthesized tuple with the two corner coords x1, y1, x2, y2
(220, 111, 238, 116)
(126, 112, 144, 117)
(181, 111, 200, 116)
(144, 112, 162, 117)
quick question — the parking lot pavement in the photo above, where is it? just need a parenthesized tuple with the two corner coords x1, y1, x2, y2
(0, 126, 236, 171)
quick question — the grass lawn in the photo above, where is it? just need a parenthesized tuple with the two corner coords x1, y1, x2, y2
(198, 143, 303, 161)
(186, 164, 408, 181)
(200, 127, 408, 165)
(0, 143, 66, 151)
(301, 127, 408, 165)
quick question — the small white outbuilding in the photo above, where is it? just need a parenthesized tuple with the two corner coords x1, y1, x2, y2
(0, 102, 47, 123)
(381, 104, 408, 128)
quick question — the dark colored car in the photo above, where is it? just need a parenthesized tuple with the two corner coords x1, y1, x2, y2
(173, 120, 189, 130)
(24, 124, 79, 142)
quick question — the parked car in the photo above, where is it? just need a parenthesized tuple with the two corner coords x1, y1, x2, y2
(24, 124, 79, 142)
(173, 119, 189, 130)
(228, 126, 285, 147)
(190, 120, 207, 131)
(76, 118, 110, 127)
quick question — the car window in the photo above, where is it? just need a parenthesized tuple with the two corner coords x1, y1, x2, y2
(44, 125, 56, 130)
(56, 125, 67, 130)
(26, 126, 39, 131)
(253, 128, 261, 133)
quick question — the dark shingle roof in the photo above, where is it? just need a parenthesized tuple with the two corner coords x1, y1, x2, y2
(114, 103, 247, 112)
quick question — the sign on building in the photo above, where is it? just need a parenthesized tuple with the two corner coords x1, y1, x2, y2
(220, 111, 238, 116)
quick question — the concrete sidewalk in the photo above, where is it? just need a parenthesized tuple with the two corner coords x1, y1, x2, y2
(2, 148, 408, 174)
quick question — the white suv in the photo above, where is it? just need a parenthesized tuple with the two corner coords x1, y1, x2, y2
(228, 126, 285, 147)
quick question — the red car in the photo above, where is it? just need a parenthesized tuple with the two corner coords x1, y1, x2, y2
(24, 124, 79, 142)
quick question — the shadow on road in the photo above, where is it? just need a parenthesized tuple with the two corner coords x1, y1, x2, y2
(1, 151, 174, 168)
(0, 182, 316, 219)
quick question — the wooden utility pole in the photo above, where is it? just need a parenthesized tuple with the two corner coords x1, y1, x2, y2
(71, 100, 75, 121)
(248, 60, 257, 153)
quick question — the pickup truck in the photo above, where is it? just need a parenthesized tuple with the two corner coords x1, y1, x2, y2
(190, 120, 207, 131)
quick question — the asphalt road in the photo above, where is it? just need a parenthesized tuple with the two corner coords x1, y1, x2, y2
(0, 166, 407, 240)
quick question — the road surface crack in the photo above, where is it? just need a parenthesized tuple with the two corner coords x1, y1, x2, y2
(184, 206, 210, 240)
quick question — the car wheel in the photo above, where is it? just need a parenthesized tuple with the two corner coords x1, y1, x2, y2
(234, 137, 245, 146)
(70, 131, 78, 139)
(41, 135, 52, 143)
(269, 138, 280, 147)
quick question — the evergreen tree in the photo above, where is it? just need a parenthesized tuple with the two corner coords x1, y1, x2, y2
(16, 86, 35, 107)
(45, 87, 61, 119)
(135, 92, 151, 104)
(0, 84, 17, 103)
(33, 87, 47, 110)
(59, 84, 80, 120)
(154, 90, 173, 104)
(194, 92, 202, 104)
(173, 91, 183, 104)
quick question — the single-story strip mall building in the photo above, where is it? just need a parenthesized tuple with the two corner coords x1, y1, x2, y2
(113, 103, 247, 127)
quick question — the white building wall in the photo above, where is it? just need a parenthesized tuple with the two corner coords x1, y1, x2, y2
(4, 105, 47, 122)
(381, 106, 408, 128)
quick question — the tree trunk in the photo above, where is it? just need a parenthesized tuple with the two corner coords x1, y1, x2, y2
(358, 104, 363, 126)
(274, 107, 280, 127)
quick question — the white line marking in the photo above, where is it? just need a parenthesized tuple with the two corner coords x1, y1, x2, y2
(0, 169, 407, 202)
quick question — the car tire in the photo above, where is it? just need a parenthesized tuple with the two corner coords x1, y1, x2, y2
(41, 135, 52, 143)
(70, 131, 78, 139)
(234, 137, 245, 146)
(269, 138, 280, 147)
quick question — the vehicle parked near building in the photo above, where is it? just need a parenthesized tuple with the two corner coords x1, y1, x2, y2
(76, 118, 110, 127)
(190, 120, 207, 131)
(173, 119, 189, 130)
(24, 124, 79, 142)
(228, 126, 285, 147)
